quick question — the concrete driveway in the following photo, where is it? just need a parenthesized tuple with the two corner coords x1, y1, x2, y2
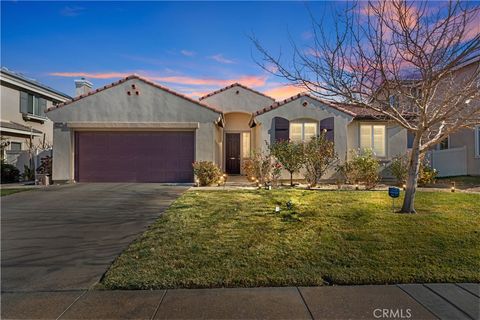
(1, 183, 188, 292)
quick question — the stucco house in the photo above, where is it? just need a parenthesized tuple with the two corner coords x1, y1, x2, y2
(424, 57, 480, 177)
(0, 68, 71, 173)
(46, 75, 408, 183)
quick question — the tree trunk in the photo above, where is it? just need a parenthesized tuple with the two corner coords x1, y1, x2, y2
(400, 134, 422, 213)
(290, 171, 294, 187)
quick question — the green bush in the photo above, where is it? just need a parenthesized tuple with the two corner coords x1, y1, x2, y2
(269, 140, 304, 186)
(390, 154, 438, 186)
(389, 154, 408, 184)
(192, 161, 222, 186)
(303, 133, 338, 186)
(1, 161, 20, 183)
(339, 149, 380, 190)
(23, 165, 35, 181)
(419, 160, 438, 185)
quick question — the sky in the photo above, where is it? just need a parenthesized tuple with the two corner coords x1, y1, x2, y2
(1, 1, 339, 100)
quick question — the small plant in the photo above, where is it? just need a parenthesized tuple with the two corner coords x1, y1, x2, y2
(338, 149, 380, 190)
(269, 140, 304, 186)
(252, 150, 274, 185)
(23, 165, 35, 181)
(1, 161, 20, 183)
(303, 133, 338, 187)
(389, 154, 408, 185)
(418, 159, 438, 185)
(192, 161, 221, 186)
(242, 159, 256, 181)
(271, 161, 282, 187)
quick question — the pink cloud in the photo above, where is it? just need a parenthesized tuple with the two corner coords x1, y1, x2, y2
(263, 84, 306, 100)
(49, 71, 267, 88)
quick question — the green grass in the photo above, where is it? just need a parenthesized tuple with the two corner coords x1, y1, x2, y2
(1, 188, 32, 197)
(101, 190, 480, 289)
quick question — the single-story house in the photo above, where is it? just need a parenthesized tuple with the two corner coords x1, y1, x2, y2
(46, 74, 408, 183)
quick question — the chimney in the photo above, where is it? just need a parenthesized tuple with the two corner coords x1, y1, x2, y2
(74, 78, 93, 96)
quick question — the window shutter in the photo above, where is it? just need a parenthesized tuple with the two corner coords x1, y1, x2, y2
(274, 117, 289, 141)
(20, 91, 29, 114)
(320, 117, 334, 142)
(38, 98, 47, 117)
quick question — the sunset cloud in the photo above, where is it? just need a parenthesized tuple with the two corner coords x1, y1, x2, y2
(263, 84, 306, 100)
(209, 54, 235, 64)
(49, 71, 267, 88)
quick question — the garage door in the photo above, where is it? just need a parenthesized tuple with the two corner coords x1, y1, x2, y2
(75, 131, 195, 183)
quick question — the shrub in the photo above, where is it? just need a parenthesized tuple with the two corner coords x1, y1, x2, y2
(338, 149, 380, 189)
(389, 154, 408, 184)
(1, 161, 20, 183)
(242, 159, 256, 181)
(192, 161, 221, 186)
(389, 154, 438, 186)
(243, 149, 282, 187)
(23, 165, 35, 181)
(269, 140, 304, 186)
(303, 133, 338, 187)
(418, 159, 438, 185)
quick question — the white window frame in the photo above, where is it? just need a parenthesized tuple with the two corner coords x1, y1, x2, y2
(475, 126, 480, 158)
(359, 124, 387, 157)
(289, 121, 318, 143)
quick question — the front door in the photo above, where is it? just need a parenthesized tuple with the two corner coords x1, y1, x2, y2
(225, 133, 241, 174)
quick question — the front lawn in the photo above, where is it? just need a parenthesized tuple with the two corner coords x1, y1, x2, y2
(1, 188, 32, 197)
(102, 190, 480, 289)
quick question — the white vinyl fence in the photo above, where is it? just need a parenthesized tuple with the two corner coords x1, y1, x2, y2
(427, 146, 467, 177)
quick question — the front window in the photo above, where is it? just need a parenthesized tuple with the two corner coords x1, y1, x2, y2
(28, 94, 41, 115)
(20, 92, 46, 117)
(360, 124, 386, 157)
(242, 132, 251, 158)
(289, 121, 317, 143)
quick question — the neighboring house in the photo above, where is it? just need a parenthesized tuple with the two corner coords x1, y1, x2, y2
(46, 75, 407, 183)
(0, 68, 71, 173)
(422, 57, 480, 177)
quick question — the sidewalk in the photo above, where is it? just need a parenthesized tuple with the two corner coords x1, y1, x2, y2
(2, 284, 478, 319)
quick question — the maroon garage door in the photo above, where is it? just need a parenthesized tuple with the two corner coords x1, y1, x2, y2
(75, 131, 195, 183)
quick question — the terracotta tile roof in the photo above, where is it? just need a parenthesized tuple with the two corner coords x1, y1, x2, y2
(46, 75, 223, 114)
(199, 83, 276, 101)
(253, 93, 386, 119)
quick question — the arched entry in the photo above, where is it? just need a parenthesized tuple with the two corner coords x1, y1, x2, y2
(223, 112, 252, 174)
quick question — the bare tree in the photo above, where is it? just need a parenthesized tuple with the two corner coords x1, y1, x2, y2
(253, 0, 480, 213)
